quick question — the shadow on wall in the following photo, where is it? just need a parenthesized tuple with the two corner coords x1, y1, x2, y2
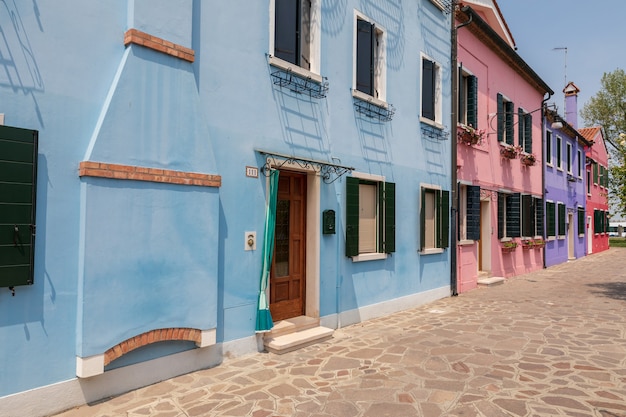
(0, 0, 45, 127)
(362, 0, 405, 71)
(321, 0, 347, 37)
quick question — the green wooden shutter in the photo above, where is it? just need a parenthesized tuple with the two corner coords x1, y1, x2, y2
(521, 194, 533, 237)
(0, 125, 38, 288)
(420, 187, 426, 251)
(466, 185, 480, 241)
(345, 177, 360, 257)
(356, 19, 375, 96)
(497, 192, 505, 239)
(524, 113, 532, 154)
(546, 201, 555, 237)
(507, 193, 521, 238)
(467, 76, 478, 128)
(438, 190, 450, 248)
(518, 108, 524, 148)
(535, 197, 544, 237)
(422, 59, 436, 120)
(496, 94, 504, 143)
(558, 203, 566, 236)
(505, 102, 514, 145)
(577, 207, 585, 236)
(593, 162, 598, 184)
(383, 182, 395, 253)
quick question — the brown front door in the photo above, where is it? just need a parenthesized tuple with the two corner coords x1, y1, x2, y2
(270, 170, 306, 321)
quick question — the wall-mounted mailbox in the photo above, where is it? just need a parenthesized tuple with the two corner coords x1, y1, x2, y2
(322, 209, 335, 235)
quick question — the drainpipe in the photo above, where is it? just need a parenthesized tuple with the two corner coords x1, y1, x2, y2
(541, 93, 552, 268)
(450, 1, 471, 297)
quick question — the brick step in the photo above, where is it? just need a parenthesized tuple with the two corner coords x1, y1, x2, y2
(264, 326, 334, 354)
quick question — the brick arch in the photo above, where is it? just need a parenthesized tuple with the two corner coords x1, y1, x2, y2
(104, 327, 202, 366)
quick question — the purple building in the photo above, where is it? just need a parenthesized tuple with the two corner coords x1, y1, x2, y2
(543, 83, 591, 266)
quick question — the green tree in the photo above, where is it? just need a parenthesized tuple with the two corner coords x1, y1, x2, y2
(581, 69, 626, 216)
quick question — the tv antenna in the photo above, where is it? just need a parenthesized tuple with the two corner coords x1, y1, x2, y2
(553, 47, 568, 113)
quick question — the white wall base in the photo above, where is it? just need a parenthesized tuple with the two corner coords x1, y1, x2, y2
(320, 286, 450, 329)
(0, 335, 259, 417)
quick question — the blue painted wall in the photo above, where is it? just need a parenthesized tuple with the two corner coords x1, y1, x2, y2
(0, 0, 451, 401)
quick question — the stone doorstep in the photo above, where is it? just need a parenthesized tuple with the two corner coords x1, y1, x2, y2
(265, 315, 320, 338)
(477, 276, 505, 286)
(264, 326, 334, 355)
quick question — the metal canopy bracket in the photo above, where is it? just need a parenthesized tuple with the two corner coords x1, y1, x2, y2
(256, 150, 354, 184)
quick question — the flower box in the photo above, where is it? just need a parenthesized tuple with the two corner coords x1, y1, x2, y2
(520, 153, 536, 166)
(501, 241, 518, 253)
(500, 144, 520, 159)
(458, 125, 485, 146)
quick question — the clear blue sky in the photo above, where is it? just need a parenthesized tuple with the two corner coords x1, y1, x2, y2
(497, 0, 626, 124)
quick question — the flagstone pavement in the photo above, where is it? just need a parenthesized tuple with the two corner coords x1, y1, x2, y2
(53, 248, 626, 417)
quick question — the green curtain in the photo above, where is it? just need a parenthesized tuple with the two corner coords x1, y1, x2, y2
(255, 169, 279, 332)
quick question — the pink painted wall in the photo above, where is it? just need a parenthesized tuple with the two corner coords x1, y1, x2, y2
(585, 131, 610, 254)
(456, 22, 547, 292)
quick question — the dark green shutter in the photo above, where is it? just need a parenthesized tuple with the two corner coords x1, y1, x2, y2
(535, 197, 544, 237)
(518, 108, 524, 148)
(356, 19, 374, 96)
(505, 102, 514, 145)
(497, 192, 505, 239)
(274, 0, 300, 65)
(497, 94, 504, 143)
(593, 210, 599, 234)
(467, 76, 478, 127)
(604, 211, 609, 233)
(558, 203, 566, 236)
(577, 207, 585, 236)
(546, 131, 552, 165)
(458, 70, 465, 124)
(0, 125, 38, 287)
(524, 113, 532, 154)
(420, 187, 426, 251)
(345, 177, 360, 256)
(422, 59, 436, 120)
(593, 162, 598, 184)
(383, 182, 395, 253)
(507, 193, 521, 238)
(466, 185, 480, 240)
(439, 190, 450, 248)
(521, 194, 533, 237)
(546, 201, 555, 237)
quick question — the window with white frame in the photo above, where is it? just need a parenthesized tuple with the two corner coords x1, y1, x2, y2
(546, 130, 553, 166)
(546, 200, 556, 238)
(421, 55, 442, 125)
(458, 69, 477, 127)
(496, 93, 514, 145)
(521, 195, 543, 238)
(557, 202, 566, 238)
(353, 13, 386, 102)
(577, 149, 582, 178)
(556, 136, 562, 170)
(587, 171, 591, 195)
(345, 175, 395, 259)
(566, 143, 572, 174)
(498, 192, 520, 239)
(420, 186, 449, 251)
(271, 0, 320, 75)
(459, 184, 480, 241)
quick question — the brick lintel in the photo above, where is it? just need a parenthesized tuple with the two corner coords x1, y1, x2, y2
(79, 161, 221, 188)
(124, 28, 195, 63)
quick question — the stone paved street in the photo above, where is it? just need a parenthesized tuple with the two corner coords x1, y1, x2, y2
(53, 248, 626, 417)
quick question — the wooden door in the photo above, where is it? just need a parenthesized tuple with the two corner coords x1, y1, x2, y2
(270, 171, 306, 321)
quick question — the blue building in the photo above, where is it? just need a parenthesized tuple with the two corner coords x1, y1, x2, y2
(543, 83, 591, 267)
(0, 1, 452, 414)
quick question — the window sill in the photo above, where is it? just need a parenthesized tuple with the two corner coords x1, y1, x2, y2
(420, 248, 444, 255)
(558, 235, 565, 240)
(458, 240, 475, 246)
(419, 117, 445, 131)
(351, 253, 388, 262)
(351, 89, 388, 109)
(499, 237, 513, 243)
(547, 236, 556, 241)
(268, 55, 323, 84)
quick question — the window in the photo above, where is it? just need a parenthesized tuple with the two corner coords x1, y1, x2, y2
(546, 201, 556, 238)
(421, 56, 442, 124)
(556, 136, 562, 169)
(420, 187, 449, 251)
(496, 94, 514, 145)
(272, 0, 320, 74)
(354, 14, 385, 101)
(458, 69, 477, 127)
(346, 175, 395, 258)
(546, 130, 553, 166)
(593, 162, 598, 185)
(566, 143, 572, 174)
(521, 195, 543, 238)
(557, 202, 566, 238)
(577, 206, 585, 237)
(577, 150, 582, 178)
(594, 209, 608, 234)
(498, 192, 520, 239)
(518, 109, 532, 153)
(459, 184, 480, 241)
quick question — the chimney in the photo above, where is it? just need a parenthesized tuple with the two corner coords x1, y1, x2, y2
(563, 82, 580, 129)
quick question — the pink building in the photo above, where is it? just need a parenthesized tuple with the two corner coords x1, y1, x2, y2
(455, 1, 553, 293)
(580, 126, 610, 254)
